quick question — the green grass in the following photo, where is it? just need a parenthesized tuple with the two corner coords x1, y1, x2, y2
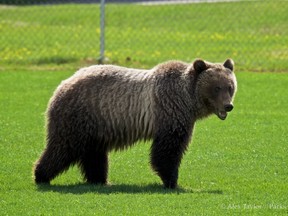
(0, 1, 287, 71)
(0, 70, 287, 215)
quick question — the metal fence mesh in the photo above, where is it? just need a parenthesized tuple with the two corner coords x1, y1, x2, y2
(0, 0, 287, 71)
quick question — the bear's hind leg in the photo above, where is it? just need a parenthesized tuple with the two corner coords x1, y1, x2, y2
(34, 146, 75, 184)
(79, 149, 108, 185)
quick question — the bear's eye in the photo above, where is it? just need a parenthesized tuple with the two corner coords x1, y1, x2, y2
(228, 86, 233, 95)
(214, 87, 221, 93)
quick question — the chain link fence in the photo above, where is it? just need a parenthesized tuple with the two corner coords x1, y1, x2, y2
(0, 0, 287, 71)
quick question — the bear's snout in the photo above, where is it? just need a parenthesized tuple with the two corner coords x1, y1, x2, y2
(224, 104, 234, 112)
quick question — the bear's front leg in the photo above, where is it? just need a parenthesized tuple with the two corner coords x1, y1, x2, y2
(150, 126, 191, 189)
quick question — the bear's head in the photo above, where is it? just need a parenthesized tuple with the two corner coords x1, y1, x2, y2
(193, 58, 237, 120)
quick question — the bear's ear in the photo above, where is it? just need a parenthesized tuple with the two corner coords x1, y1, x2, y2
(193, 59, 207, 73)
(223, 59, 234, 71)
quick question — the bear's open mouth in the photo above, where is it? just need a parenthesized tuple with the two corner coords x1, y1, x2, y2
(217, 111, 227, 120)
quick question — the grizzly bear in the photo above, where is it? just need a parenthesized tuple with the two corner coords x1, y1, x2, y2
(34, 58, 237, 189)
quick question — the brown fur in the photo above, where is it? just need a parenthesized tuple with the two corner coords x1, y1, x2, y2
(33, 59, 237, 188)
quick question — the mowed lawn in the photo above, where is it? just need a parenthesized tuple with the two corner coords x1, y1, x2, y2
(0, 1, 287, 71)
(0, 70, 287, 215)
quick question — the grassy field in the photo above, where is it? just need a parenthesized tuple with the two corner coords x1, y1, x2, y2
(0, 1, 287, 71)
(0, 71, 287, 215)
(0, 0, 287, 215)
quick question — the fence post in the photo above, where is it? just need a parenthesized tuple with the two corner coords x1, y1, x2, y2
(99, 0, 105, 64)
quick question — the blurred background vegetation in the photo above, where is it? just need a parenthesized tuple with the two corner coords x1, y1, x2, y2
(0, 0, 287, 71)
